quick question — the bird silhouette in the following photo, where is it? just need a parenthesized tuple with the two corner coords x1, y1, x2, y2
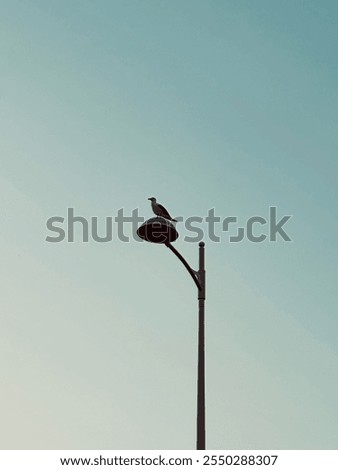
(148, 197, 177, 222)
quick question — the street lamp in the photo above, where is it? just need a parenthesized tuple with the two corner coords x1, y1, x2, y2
(137, 217, 206, 450)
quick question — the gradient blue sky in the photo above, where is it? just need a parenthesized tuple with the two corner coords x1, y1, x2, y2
(1, 0, 338, 449)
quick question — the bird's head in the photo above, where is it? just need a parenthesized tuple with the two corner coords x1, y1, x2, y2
(148, 197, 156, 202)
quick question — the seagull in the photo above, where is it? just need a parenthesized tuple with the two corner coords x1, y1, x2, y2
(148, 197, 177, 222)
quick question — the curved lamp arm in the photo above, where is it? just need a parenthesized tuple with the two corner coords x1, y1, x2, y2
(165, 242, 202, 291)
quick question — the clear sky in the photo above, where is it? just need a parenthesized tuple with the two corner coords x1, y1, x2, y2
(0, 0, 337, 449)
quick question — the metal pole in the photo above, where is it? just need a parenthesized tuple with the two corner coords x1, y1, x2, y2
(165, 240, 206, 449)
(197, 242, 206, 450)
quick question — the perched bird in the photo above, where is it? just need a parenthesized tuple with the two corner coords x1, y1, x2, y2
(148, 197, 177, 222)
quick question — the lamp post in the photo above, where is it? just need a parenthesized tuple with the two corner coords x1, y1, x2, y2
(137, 217, 206, 450)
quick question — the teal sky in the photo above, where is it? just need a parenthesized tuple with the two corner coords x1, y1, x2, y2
(1, 0, 338, 449)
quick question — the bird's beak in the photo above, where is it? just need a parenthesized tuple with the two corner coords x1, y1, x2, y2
(148, 198, 151, 200)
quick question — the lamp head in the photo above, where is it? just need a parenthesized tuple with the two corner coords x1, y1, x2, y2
(137, 217, 178, 244)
